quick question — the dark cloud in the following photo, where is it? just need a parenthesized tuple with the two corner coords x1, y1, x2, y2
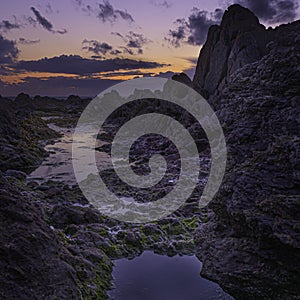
(126, 31, 151, 49)
(110, 49, 122, 55)
(0, 35, 19, 63)
(18, 38, 40, 45)
(30, 7, 53, 31)
(166, 8, 223, 47)
(112, 31, 151, 55)
(97, 0, 134, 23)
(13, 55, 167, 75)
(120, 46, 134, 55)
(82, 39, 113, 55)
(0, 20, 21, 32)
(0, 76, 122, 97)
(166, 0, 298, 48)
(165, 19, 187, 47)
(235, 0, 299, 23)
(30, 7, 67, 34)
(187, 8, 222, 45)
(150, 0, 172, 9)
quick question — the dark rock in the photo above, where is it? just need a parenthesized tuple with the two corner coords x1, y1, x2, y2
(193, 5, 300, 299)
(171, 72, 192, 86)
(192, 4, 273, 99)
(4, 169, 27, 181)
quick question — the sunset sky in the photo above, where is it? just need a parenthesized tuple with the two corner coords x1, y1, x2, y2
(0, 0, 299, 97)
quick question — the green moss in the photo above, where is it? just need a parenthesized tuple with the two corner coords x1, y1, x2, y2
(77, 255, 113, 300)
(182, 216, 199, 231)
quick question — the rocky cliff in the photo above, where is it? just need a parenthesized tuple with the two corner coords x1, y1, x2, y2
(193, 4, 273, 100)
(193, 4, 300, 299)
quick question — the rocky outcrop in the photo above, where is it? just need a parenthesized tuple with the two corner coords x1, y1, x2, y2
(0, 173, 113, 299)
(0, 96, 60, 173)
(193, 5, 300, 299)
(192, 4, 273, 99)
(171, 72, 192, 86)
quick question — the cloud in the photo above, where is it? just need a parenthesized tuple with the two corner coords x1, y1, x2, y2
(166, 8, 223, 47)
(165, 19, 187, 47)
(82, 39, 113, 55)
(166, 0, 298, 48)
(112, 31, 151, 55)
(0, 34, 19, 63)
(110, 49, 122, 55)
(187, 8, 223, 45)
(30, 7, 53, 31)
(30, 7, 67, 34)
(126, 31, 151, 50)
(0, 76, 122, 97)
(150, 0, 172, 9)
(120, 46, 134, 55)
(234, 0, 299, 23)
(13, 54, 167, 75)
(0, 19, 21, 32)
(97, 0, 134, 23)
(18, 38, 40, 45)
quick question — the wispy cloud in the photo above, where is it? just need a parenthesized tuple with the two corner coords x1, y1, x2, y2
(150, 0, 172, 9)
(82, 39, 113, 55)
(97, 0, 134, 23)
(112, 31, 151, 55)
(30, 7, 67, 34)
(18, 38, 40, 45)
(74, 0, 134, 23)
(0, 19, 21, 32)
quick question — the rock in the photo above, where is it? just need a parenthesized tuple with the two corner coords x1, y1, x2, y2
(0, 174, 113, 299)
(193, 5, 300, 299)
(4, 169, 27, 181)
(171, 72, 192, 86)
(192, 4, 273, 100)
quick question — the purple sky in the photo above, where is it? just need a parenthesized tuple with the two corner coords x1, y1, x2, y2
(0, 0, 299, 97)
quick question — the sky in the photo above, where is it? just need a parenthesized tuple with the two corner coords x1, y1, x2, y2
(0, 0, 299, 97)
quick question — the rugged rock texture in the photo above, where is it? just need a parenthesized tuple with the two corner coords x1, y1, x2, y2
(0, 174, 112, 299)
(193, 5, 300, 299)
(193, 4, 273, 99)
(0, 93, 209, 298)
(0, 96, 60, 173)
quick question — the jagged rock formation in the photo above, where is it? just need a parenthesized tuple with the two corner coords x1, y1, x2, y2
(193, 4, 273, 99)
(193, 4, 300, 299)
(171, 72, 192, 86)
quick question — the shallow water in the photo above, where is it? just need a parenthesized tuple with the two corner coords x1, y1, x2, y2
(109, 251, 233, 300)
(28, 122, 111, 184)
(30, 122, 233, 299)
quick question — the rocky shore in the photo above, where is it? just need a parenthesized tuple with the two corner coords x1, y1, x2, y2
(0, 4, 299, 300)
(0, 94, 209, 299)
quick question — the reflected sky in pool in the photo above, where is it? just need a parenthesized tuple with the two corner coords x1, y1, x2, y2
(109, 251, 234, 300)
